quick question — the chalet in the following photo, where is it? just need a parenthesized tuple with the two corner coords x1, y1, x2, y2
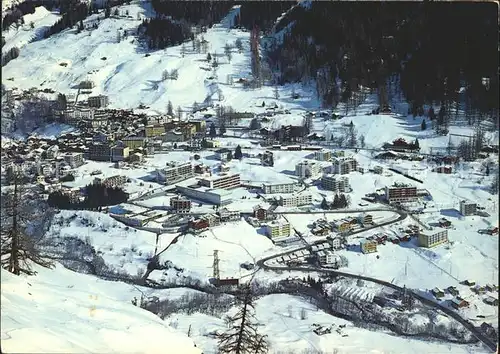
(446, 286, 460, 296)
(480, 322, 497, 338)
(484, 284, 497, 292)
(450, 297, 469, 309)
(360, 239, 377, 254)
(189, 218, 209, 232)
(375, 151, 399, 160)
(326, 235, 343, 250)
(438, 218, 452, 228)
(460, 279, 476, 286)
(431, 288, 445, 299)
(471, 285, 486, 294)
(483, 296, 499, 307)
(434, 166, 453, 174)
(383, 138, 420, 153)
(397, 233, 411, 242)
(334, 220, 353, 233)
(253, 205, 268, 221)
(217, 208, 240, 222)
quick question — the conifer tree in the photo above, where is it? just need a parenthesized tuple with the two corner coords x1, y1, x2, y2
(1, 173, 53, 275)
(217, 285, 268, 354)
(209, 122, 217, 138)
(234, 145, 243, 160)
(167, 101, 173, 116)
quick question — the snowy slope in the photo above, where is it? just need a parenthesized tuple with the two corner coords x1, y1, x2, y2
(2, 6, 61, 55)
(47, 210, 157, 276)
(2, 2, 320, 115)
(1, 263, 202, 354)
(167, 293, 483, 354)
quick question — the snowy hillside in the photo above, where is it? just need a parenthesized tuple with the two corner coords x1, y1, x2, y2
(168, 293, 482, 354)
(1, 263, 202, 354)
(2, 6, 61, 55)
(2, 2, 320, 115)
(46, 210, 157, 276)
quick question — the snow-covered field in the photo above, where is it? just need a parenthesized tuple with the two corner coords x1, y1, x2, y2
(1, 2, 498, 353)
(1, 263, 201, 354)
(151, 220, 275, 284)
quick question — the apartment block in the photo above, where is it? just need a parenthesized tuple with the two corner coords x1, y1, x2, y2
(384, 182, 418, 203)
(205, 140, 220, 148)
(262, 182, 296, 194)
(170, 196, 192, 213)
(88, 95, 109, 108)
(358, 214, 373, 225)
(321, 175, 351, 192)
(278, 193, 313, 207)
(155, 161, 194, 185)
(314, 149, 332, 162)
(265, 219, 291, 238)
(122, 137, 148, 150)
(217, 208, 240, 222)
(88, 143, 112, 161)
(295, 160, 322, 179)
(332, 158, 358, 175)
(459, 200, 477, 216)
(418, 229, 448, 248)
(318, 249, 339, 265)
(187, 119, 206, 132)
(198, 173, 240, 190)
(62, 152, 84, 168)
(111, 145, 130, 162)
(145, 124, 166, 138)
(94, 175, 127, 187)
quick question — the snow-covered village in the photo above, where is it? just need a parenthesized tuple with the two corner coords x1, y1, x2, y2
(1, 1, 498, 353)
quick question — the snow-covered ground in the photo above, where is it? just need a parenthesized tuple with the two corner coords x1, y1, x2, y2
(1, 263, 202, 354)
(2, 6, 61, 55)
(47, 210, 157, 276)
(2, 3, 319, 115)
(2, 2, 498, 353)
(151, 220, 275, 284)
(169, 293, 483, 354)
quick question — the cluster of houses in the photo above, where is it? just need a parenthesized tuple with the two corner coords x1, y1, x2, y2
(431, 282, 498, 311)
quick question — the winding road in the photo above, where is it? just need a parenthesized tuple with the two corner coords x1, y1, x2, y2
(255, 210, 497, 352)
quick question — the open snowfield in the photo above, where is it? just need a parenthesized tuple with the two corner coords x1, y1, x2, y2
(1, 263, 202, 354)
(152, 220, 275, 283)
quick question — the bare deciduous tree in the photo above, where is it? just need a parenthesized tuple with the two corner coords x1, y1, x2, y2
(217, 285, 268, 354)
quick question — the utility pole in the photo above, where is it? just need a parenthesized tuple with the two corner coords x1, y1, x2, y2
(210, 249, 221, 280)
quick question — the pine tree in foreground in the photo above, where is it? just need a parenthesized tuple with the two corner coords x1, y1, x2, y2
(217, 285, 268, 354)
(1, 173, 53, 275)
